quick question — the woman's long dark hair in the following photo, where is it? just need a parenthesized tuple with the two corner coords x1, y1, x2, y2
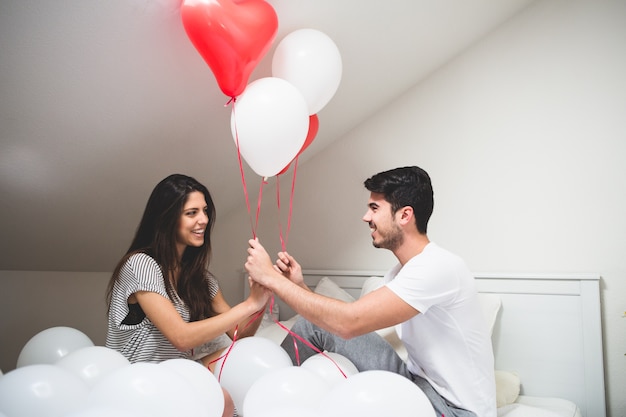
(106, 174, 217, 321)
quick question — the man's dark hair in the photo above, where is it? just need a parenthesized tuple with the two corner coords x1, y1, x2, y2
(364, 166, 434, 234)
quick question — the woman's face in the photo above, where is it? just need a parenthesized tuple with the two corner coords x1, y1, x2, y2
(176, 191, 209, 257)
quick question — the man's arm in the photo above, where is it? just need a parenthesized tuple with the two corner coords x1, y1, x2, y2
(245, 238, 418, 339)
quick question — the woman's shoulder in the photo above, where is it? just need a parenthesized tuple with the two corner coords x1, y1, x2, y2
(204, 272, 220, 297)
(121, 252, 162, 276)
(126, 251, 157, 265)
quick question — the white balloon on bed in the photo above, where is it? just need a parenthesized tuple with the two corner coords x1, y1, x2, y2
(63, 406, 147, 417)
(0, 364, 89, 417)
(243, 366, 330, 417)
(55, 346, 130, 388)
(251, 406, 323, 417)
(160, 358, 224, 417)
(301, 352, 359, 387)
(318, 370, 437, 417)
(213, 336, 293, 414)
(17, 326, 94, 367)
(86, 363, 206, 417)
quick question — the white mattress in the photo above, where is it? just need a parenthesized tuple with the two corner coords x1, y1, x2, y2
(497, 395, 581, 417)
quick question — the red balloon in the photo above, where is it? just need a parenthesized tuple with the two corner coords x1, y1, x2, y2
(277, 114, 320, 175)
(181, 0, 278, 98)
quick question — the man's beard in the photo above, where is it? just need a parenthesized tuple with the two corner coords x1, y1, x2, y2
(372, 223, 403, 251)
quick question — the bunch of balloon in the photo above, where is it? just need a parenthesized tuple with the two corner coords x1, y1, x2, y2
(181, 1, 342, 242)
(230, 27, 341, 247)
(180, 0, 278, 98)
(232, 28, 342, 178)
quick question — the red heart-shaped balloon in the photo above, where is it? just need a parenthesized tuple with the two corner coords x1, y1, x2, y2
(181, 0, 278, 98)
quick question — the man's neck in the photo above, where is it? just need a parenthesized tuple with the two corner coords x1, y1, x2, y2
(394, 234, 430, 266)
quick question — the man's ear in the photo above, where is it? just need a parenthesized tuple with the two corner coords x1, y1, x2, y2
(397, 206, 414, 225)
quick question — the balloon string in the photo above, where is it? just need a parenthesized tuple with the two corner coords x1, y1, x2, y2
(276, 176, 285, 251)
(210, 295, 347, 380)
(288, 156, 299, 243)
(276, 157, 299, 252)
(210, 304, 267, 381)
(213, 325, 238, 382)
(276, 320, 348, 379)
(256, 178, 268, 234)
(231, 99, 257, 239)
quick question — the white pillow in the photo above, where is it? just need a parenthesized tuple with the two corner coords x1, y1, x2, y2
(313, 276, 355, 301)
(360, 276, 385, 298)
(495, 370, 521, 407)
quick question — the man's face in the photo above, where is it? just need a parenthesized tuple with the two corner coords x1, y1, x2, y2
(362, 192, 403, 251)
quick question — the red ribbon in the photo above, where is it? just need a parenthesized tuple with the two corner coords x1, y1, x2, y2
(218, 101, 345, 380)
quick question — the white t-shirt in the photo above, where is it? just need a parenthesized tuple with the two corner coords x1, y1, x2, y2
(385, 242, 496, 417)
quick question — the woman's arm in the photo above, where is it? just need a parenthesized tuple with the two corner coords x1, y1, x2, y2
(135, 283, 269, 352)
(211, 281, 269, 340)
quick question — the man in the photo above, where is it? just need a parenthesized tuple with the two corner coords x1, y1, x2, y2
(245, 166, 495, 417)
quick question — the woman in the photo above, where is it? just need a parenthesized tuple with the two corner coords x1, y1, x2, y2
(106, 174, 270, 417)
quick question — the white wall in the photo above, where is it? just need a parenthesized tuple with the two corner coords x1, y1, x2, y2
(213, 1, 626, 416)
(0, 1, 623, 415)
(0, 271, 109, 373)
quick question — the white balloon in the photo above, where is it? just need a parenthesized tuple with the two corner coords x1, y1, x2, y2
(213, 336, 293, 414)
(160, 358, 224, 417)
(301, 352, 359, 387)
(87, 363, 205, 417)
(17, 326, 94, 367)
(55, 346, 129, 388)
(318, 370, 437, 417)
(243, 366, 330, 417)
(272, 28, 342, 114)
(231, 77, 309, 177)
(63, 406, 145, 417)
(0, 364, 89, 417)
(252, 405, 323, 417)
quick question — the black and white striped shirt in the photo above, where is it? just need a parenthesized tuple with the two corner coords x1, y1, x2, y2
(105, 252, 231, 363)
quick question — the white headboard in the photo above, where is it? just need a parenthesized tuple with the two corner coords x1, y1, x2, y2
(276, 270, 606, 417)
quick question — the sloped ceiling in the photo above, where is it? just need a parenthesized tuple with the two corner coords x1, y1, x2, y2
(0, 0, 535, 271)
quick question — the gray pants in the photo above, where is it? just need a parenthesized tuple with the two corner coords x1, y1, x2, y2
(280, 317, 477, 417)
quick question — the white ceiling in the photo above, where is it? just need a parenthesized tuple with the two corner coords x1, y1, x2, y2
(0, 0, 535, 271)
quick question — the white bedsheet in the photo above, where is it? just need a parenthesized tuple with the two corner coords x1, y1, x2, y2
(498, 396, 581, 417)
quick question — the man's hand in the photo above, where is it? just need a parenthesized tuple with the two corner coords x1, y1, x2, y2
(275, 251, 305, 287)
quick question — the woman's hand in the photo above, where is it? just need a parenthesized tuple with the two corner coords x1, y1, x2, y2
(245, 238, 277, 287)
(247, 278, 271, 312)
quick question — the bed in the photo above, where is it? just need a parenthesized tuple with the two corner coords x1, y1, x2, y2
(247, 270, 606, 417)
